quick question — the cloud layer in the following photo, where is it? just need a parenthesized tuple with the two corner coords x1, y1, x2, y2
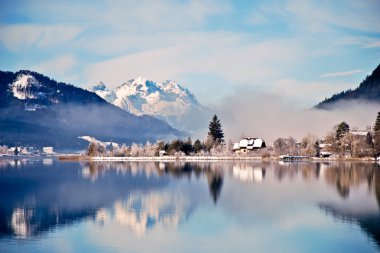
(0, 0, 379, 108)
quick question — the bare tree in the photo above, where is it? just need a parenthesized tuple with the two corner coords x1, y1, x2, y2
(87, 142, 97, 157)
(130, 143, 141, 157)
(301, 134, 318, 157)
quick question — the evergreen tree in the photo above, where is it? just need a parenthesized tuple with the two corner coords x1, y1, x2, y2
(14, 147, 19, 156)
(374, 112, 380, 132)
(208, 115, 225, 144)
(336, 121, 350, 140)
(181, 137, 194, 155)
(374, 112, 380, 156)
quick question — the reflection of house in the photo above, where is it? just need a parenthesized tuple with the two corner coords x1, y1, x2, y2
(233, 138, 266, 153)
(233, 164, 265, 182)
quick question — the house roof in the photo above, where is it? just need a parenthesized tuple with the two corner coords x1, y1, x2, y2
(235, 138, 265, 150)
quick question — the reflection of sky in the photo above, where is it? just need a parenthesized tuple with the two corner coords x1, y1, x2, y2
(0, 160, 379, 253)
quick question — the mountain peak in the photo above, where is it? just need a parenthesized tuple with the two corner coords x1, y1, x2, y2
(89, 76, 208, 132)
(133, 76, 147, 84)
(88, 81, 115, 103)
(90, 81, 108, 92)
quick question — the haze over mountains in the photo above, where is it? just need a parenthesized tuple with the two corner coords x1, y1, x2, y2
(0, 70, 182, 150)
(1, 62, 378, 151)
(88, 77, 210, 132)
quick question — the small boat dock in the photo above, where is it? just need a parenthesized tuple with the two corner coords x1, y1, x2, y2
(278, 155, 310, 161)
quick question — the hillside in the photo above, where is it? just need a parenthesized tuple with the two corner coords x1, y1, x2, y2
(315, 64, 380, 109)
(0, 70, 183, 150)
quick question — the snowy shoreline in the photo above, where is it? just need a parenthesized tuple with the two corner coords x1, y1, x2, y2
(57, 155, 376, 162)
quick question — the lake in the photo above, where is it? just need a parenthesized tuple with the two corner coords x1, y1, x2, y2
(0, 159, 379, 253)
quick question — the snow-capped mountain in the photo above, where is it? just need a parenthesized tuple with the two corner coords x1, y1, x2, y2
(89, 77, 210, 132)
(0, 70, 183, 150)
(88, 81, 116, 103)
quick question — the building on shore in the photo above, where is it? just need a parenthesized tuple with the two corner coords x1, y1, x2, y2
(233, 137, 266, 154)
(42, 147, 54, 155)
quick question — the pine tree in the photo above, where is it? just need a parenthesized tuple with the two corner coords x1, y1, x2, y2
(208, 115, 225, 144)
(374, 112, 380, 156)
(14, 147, 19, 156)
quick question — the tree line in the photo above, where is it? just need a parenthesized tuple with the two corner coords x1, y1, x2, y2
(87, 114, 230, 157)
(272, 112, 380, 158)
(86, 112, 380, 158)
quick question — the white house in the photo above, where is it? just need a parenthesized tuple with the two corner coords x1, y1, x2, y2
(42, 147, 54, 155)
(318, 143, 333, 158)
(233, 137, 266, 153)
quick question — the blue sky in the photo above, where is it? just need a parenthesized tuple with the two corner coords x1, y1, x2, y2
(1, 0, 379, 106)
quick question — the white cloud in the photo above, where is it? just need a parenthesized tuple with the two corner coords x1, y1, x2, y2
(16, 0, 230, 32)
(35, 55, 77, 76)
(85, 32, 310, 88)
(285, 0, 380, 34)
(272, 79, 355, 104)
(245, 1, 288, 26)
(364, 41, 380, 48)
(1, 0, 378, 107)
(321, 69, 363, 78)
(0, 24, 82, 51)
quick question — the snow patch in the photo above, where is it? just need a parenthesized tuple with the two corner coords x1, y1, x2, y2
(79, 136, 119, 148)
(88, 81, 116, 103)
(10, 74, 41, 100)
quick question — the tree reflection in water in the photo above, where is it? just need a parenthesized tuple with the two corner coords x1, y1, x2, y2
(0, 159, 379, 248)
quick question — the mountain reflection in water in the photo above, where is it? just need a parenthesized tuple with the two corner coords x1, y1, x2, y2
(0, 159, 379, 252)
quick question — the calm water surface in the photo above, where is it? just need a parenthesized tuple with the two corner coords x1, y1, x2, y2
(0, 159, 379, 253)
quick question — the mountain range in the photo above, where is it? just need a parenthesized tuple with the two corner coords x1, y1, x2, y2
(316, 63, 380, 109)
(88, 77, 210, 132)
(0, 70, 183, 150)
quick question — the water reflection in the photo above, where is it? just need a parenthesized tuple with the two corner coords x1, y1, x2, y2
(319, 165, 380, 248)
(95, 191, 192, 236)
(233, 163, 266, 182)
(0, 159, 379, 252)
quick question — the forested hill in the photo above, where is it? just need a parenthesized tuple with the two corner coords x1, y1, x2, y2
(315, 64, 380, 109)
(0, 70, 183, 150)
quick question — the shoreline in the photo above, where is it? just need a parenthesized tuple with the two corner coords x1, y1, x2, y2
(57, 155, 377, 162)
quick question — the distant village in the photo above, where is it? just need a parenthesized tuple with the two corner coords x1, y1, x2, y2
(0, 146, 55, 157)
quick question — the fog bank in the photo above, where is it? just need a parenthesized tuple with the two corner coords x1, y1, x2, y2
(213, 87, 379, 144)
